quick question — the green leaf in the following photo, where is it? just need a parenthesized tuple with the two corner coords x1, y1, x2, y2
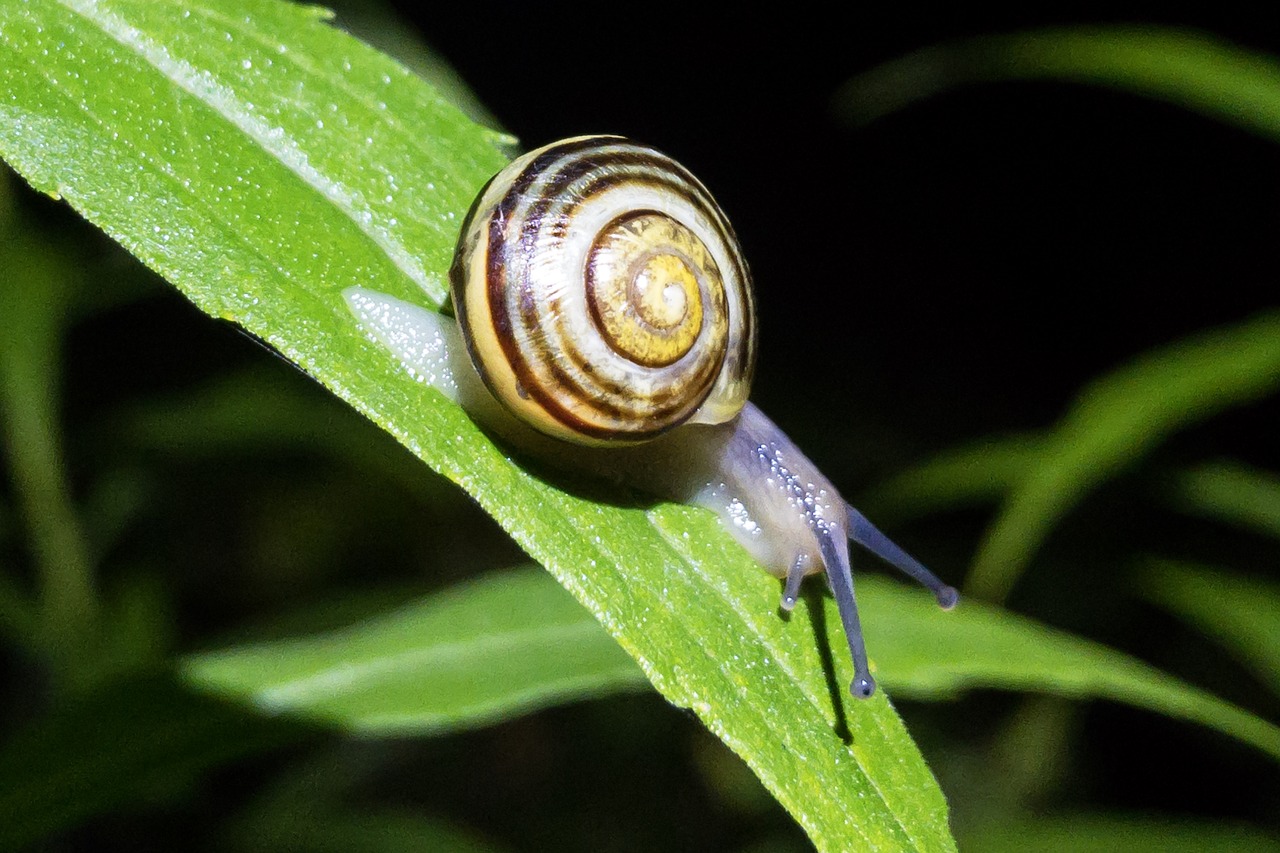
(0, 2, 953, 848)
(194, 565, 1280, 763)
(10, 567, 1278, 846)
(835, 26, 1280, 603)
(223, 747, 511, 853)
(0, 673, 316, 850)
(964, 314, 1280, 601)
(860, 576, 1280, 761)
(110, 364, 459, 504)
(0, 190, 98, 678)
(1141, 560, 1280, 698)
(1173, 462, 1280, 541)
(862, 434, 1041, 520)
(182, 566, 650, 733)
(962, 814, 1280, 853)
(228, 810, 508, 853)
(835, 26, 1280, 143)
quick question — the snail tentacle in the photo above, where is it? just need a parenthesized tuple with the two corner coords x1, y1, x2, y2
(846, 505, 959, 610)
(818, 523, 876, 699)
(781, 553, 809, 612)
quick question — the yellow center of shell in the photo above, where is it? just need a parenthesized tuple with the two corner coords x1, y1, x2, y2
(587, 212, 721, 367)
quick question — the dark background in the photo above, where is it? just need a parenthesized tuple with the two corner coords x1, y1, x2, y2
(375, 3, 1280, 845)
(414, 5, 1280, 460)
(3, 3, 1278, 850)
(362, 3, 1280, 846)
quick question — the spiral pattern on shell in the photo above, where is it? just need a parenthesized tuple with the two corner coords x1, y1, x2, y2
(450, 136, 756, 445)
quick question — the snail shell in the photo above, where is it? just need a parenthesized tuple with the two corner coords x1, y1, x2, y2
(344, 136, 956, 700)
(450, 136, 755, 445)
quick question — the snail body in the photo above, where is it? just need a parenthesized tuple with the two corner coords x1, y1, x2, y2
(345, 136, 955, 698)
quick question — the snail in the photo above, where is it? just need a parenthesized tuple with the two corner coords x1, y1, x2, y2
(344, 136, 956, 699)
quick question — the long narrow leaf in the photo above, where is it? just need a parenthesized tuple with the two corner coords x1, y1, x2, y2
(182, 566, 650, 733)
(861, 435, 1041, 520)
(1141, 560, 1280, 699)
(966, 314, 1280, 601)
(1173, 462, 1280, 540)
(8, 564, 1278, 847)
(861, 576, 1280, 761)
(189, 564, 1280, 761)
(835, 27, 1280, 143)
(0, 674, 316, 850)
(0, 2, 952, 848)
(963, 814, 1280, 853)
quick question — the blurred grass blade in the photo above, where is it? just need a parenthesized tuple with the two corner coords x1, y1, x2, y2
(836, 27, 1280, 142)
(190, 565, 1280, 761)
(860, 576, 1280, 761)
(229, 809, 508, 853)
(8, 570, 1278, 846)
(0, 202, 98, 674)
(1141, 561, 1280, 698)
(111, 365, 457, 502)
(1173, 462, 1280, 540)
(965, 313, 1280, 602)
(0, 3, 953, 848)
(332, 1, 507, 134)
(839, 26, 1280, 605)
(0, 673, 317, 850)
(225, 748, 511, 853)
(183, 567, 650, 734)
(0, 565, 38, 650)
(963, 814, 1280, 853)
(862, 434, 1041, 520)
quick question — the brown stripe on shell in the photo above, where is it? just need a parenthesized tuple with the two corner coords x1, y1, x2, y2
(514, 167, 727, 399)
(540, 258, 724, 427)
(470, 141, 619, 415)
(536, 355, 699, 442)
(524, 161, 740, 432)
(473, 137, 754, 440)
(542, 162, 747, 406)
(556, 325, 723, 423)
(532, 276, 723, 435)
(542, 180, 740, 421)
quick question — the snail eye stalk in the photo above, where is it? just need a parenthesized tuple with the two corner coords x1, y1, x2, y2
(818, 528, 876, 698)
(847, 506, 958, 610)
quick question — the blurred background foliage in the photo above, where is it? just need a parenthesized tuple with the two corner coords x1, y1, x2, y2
(2, 2, 1279, 850)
